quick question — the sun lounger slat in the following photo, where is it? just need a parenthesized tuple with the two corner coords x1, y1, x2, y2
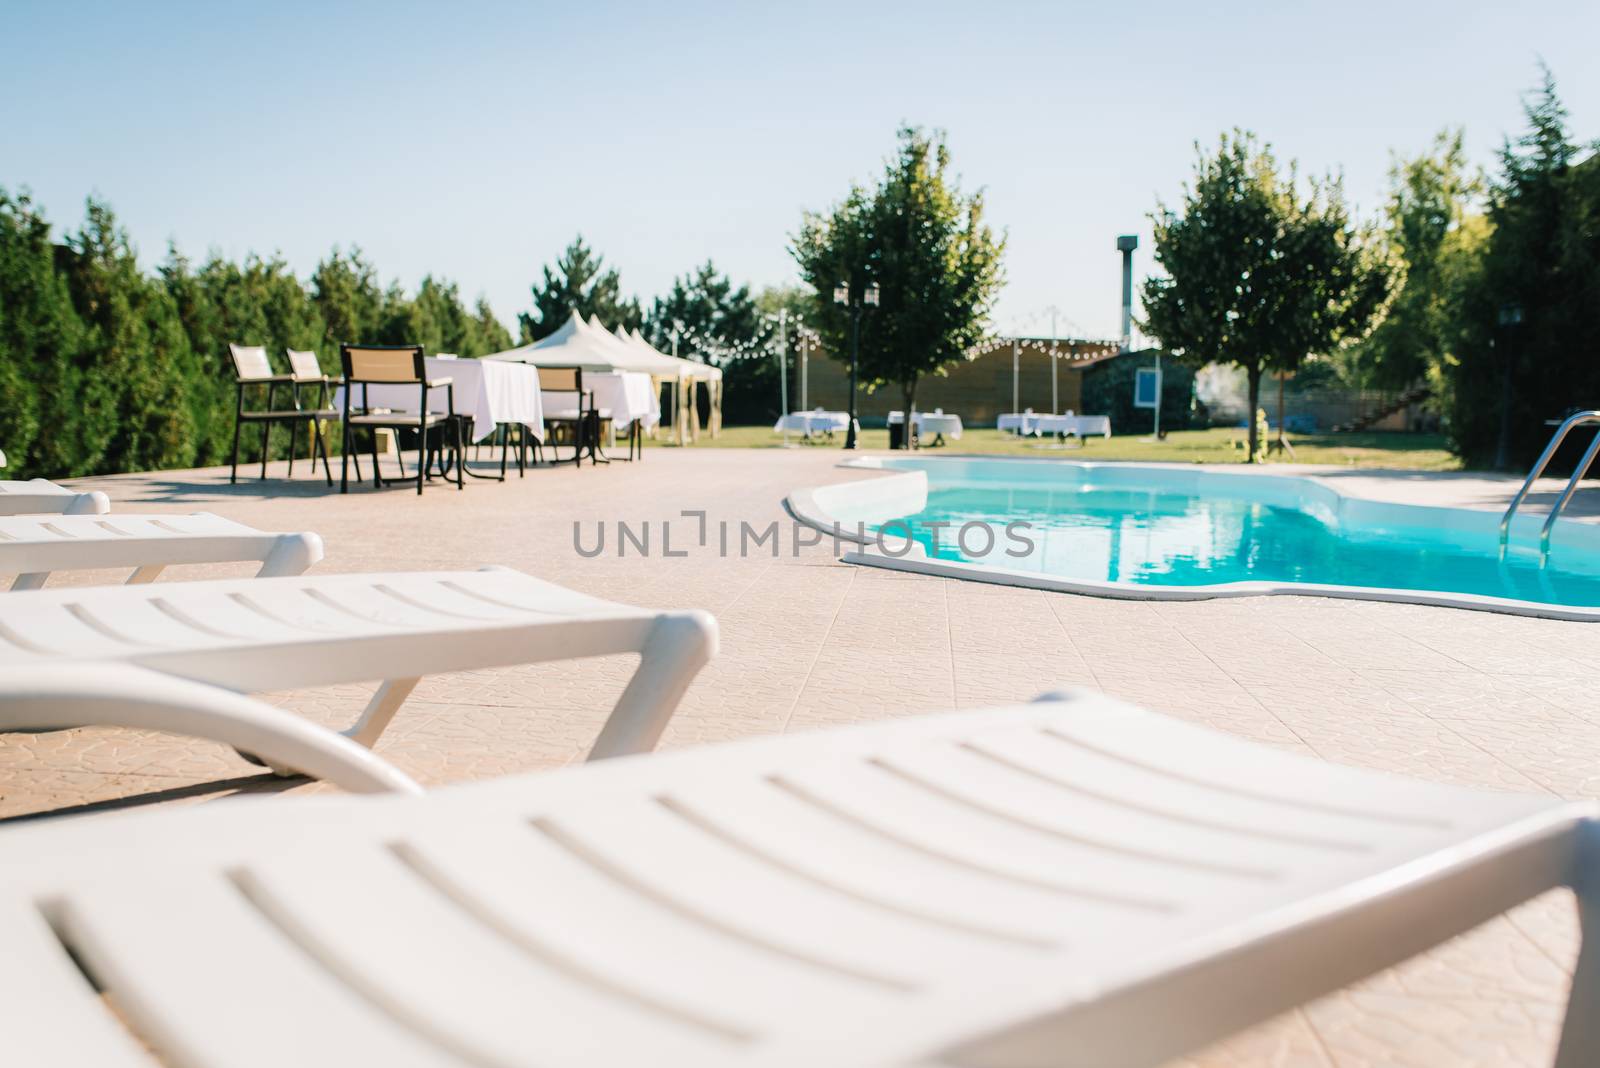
(401, 816, 894, 1031)
(0, 903, 159, 1068)
(536, 798, 1037, 985)
(55, 873, 461, 1068)
(660, 774, 1185, 938)
(965, 724, 1450, 838)
(242, 839, 744, 1064)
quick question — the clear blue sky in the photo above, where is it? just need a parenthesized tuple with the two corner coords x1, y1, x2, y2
(4, 1, 1595, 341)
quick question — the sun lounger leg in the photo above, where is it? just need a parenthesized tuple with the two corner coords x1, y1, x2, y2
(126, 565, 165, 584)
(587, 611, 718, 760)
(1555, 822, 1600, 1068)
(0, 664, 421, 795)
(11, 573, 47, 591)
(341, 677, 422, 749)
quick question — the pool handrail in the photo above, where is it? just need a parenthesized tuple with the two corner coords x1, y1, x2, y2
(1499, 409, 1600, 551)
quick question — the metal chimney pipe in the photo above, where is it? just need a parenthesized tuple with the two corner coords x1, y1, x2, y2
(1116, 235, 1138, 351)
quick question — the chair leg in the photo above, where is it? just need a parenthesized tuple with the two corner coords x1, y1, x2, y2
(453, 419, 464, 490)
(259, 418, 271, 479)
(316, 420, 333, 487)
(287, 420, 298, 479)
(340, 420, 349, 494)
(230, 415, 244, 485)
(417, 426, 426, 495)
(371, 429, 383, 488)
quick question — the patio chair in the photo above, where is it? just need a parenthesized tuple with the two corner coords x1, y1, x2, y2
(283, 349, 338, 485)
(537, 365, 601, 466)
(229, 344, 334, 485)
(0, 689, 1592, 1067)
(339, 344, 463, 495)
(0, 512, 322, 590)
(0, 478, 109, 517)
(0, 566, 717, 784)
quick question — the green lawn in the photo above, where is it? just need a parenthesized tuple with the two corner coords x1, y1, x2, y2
(668, 424, 1461, 470)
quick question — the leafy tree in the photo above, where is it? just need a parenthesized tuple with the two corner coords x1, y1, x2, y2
(1142, 131, 1388, 461)
(791, 127, 1005, 428)
(383, 276, 513, 357)
(643, 261, 766, 422)
(471, 297, 513, 354)
(1352, 131, 1488, 397)
(311, 247, 384, 356)
(57, 199, 197, 475)
(1447, 68, 1599, 469)
(0, 190, 82, 477)
(163, 250, 325, 464)
(519, 235, 641, 341)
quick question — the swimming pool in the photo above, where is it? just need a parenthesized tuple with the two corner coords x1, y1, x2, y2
(788, 457, 1600, 620)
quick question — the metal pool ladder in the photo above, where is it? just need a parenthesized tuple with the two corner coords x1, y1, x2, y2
(1500, 409, 1600, 560)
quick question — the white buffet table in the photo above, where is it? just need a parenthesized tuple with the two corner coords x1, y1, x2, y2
(586, 371, 660, 430)
(888, 409, 964, 443)
(774, 409, 851, 437)
(997, 410, 1112, 439)
(336, 357, 544, 441)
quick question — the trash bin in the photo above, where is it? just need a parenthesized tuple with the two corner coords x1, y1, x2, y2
(888, 420, 905, 450)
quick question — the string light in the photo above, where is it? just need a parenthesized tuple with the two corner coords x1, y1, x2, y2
(653, 305, 1123, 366)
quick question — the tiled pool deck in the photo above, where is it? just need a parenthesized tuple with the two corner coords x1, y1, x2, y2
(4, 447, 1598, 1067)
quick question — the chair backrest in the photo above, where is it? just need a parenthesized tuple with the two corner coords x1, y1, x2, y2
(536, 366, 582, 393)
(228, 344, 273, 381)
(285, 349, 324, 380)
(341, 345, 425, 384)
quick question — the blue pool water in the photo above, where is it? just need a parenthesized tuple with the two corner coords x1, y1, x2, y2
(850, 460, 1600, 610)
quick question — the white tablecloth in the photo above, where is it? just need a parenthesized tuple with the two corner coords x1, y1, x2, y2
(335, 357, 544, 442)
(774, 409, 851, 435)
(888, 410, 964, 440)
(586, 372, 660, 430)
(997, 412, 1111, 438)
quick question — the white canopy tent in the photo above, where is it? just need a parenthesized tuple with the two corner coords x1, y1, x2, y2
(484, 312, 650, 373)
(483, 313, 724, 443)
(611, 325, 723, 443)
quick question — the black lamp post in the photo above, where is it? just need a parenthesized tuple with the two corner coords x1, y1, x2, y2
(1494, 301, 1524, 471)
(833, 280, 880, 450)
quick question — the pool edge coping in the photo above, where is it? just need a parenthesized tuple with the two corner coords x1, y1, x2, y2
(786, 456, 1600, 622)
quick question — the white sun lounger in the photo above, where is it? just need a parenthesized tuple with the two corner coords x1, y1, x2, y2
(0, 512, 323, 590)
(0, 478, 110, 517)
(0, 690, 1591, 1067)
(0, 568, 717, 787)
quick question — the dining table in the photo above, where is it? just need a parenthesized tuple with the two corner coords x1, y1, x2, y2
(998, 411, 1112, 439)
(887, 409, 964, 445)
(585, 371, 660, 431)
(774, 409, 852, 438)
(334, 356, 545, 442)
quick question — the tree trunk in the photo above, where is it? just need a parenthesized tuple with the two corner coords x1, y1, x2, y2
(1246, 363, 1263, 463)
